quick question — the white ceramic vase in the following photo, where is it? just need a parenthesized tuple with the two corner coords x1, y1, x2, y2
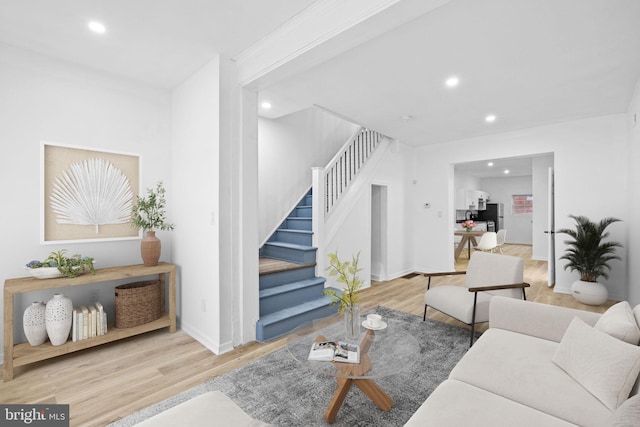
(23, 301, 47, 346)
(45, 293, 73, 346)
(571, 280, 608, 305)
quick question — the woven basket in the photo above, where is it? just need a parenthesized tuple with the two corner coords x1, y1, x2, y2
(114, 280, 162, 328)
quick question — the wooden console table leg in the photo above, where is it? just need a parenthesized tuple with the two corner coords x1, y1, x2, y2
(354, 379, 393, 411)
(3, 288, 15, 381)
(165, 267, 176, 333)
(324, 377, 354, 423)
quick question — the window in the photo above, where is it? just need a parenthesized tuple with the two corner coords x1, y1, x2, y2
(512, 194, 533, 214)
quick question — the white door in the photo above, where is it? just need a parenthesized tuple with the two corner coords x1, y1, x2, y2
(547, 167, 556, 286)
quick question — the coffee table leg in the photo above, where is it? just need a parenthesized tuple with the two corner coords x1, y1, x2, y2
(354, 379, 393, 411)
(324, 378, 353, 423)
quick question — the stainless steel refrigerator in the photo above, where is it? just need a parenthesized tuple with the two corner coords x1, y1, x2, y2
(479, 203, 504, 231)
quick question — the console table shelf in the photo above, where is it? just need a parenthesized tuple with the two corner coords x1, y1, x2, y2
(3, 263, 176, 381)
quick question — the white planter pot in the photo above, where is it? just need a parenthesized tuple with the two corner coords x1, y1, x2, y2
(571, 280, 608, 305)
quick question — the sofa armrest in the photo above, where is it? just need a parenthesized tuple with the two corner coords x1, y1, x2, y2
(489, 296, 601, 343)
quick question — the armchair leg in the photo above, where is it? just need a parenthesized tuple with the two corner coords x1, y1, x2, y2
(423, 304, 427, 321)
(470, 292, 479, 347)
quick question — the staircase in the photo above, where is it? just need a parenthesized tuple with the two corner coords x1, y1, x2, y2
(256, 190, 339, 342)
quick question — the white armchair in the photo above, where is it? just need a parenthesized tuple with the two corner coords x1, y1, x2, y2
(423, 251, 530, 346)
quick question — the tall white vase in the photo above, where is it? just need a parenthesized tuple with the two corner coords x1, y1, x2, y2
(45, 293, 73, 346)
(23, 301, 47, 346)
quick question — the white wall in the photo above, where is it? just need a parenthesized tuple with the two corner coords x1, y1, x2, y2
(481, 176, 533, 244)
(258, 108, 359, 243)
(627, 77, 640, 306)
(172, 56, 259, 352)
(171, 56, 226, 352)
(0, 43, 172, 362)
(412, 115, 628, 301)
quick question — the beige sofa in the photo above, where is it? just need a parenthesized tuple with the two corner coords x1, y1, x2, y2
(135, 391, 270, 427)
(406, 296, 640, 426)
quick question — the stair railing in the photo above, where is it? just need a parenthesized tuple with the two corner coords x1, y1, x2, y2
(311, 127, 387, 276)
(321, 127, 384, 217)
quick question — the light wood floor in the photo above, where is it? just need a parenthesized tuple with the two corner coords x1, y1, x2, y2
(1, 244, 615, 426)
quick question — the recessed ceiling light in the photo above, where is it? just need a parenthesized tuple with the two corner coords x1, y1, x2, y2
(445, 76, 459, 88)
(485, 114, 497, 123)
(504, 169, 510, 174)
(401, 115, 413, 121)
(487, 162, 494, 167)
(88, 21, 106, 34)
(261, 101, 272, 109)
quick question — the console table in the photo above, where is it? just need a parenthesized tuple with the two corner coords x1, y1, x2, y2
(3, 263, 176, 381)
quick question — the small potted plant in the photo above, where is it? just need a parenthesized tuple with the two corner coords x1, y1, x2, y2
(131, 181, 175, 266)
(26, 249, 95, 279)
(558, 215, 622, 305)
(323, 251, 364, 339)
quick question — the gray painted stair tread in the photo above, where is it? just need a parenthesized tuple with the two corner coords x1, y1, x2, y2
(276, 229, 312, 234)
(259, 277, 325, 299)
(263, 241, 316, 250)
(257, 293, 337, 326)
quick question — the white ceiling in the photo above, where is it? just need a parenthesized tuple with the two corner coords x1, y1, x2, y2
(260, 0, 640, 145)
(1, 0, 639, 147)
(0, 0, 316, 88)
(454, 155, 540, 179)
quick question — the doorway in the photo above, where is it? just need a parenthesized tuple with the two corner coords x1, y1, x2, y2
(453, 153, 554, 270)
(371, 184, 388, 281)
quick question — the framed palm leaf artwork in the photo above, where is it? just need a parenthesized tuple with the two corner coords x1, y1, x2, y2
(41, 142, 140, 243)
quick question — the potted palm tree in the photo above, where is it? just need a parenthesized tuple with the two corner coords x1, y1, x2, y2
(131, 181, 174, 266)
(558, 215, 621, 305)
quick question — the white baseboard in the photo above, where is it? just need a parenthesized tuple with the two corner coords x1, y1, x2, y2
(180, 320, 234, 355)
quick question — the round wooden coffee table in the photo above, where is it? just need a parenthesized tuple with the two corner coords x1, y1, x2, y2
(286, 311, 420, 423)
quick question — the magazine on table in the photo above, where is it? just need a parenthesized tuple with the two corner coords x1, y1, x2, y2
(308, 341, 360, 363)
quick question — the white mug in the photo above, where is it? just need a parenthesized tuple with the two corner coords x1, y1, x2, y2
(367, 313, 382, 328)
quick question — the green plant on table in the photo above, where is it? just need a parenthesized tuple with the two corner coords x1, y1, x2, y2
(26, 249, 95, 278)
(131, 181, 175, 232)
(323, 251, 364, 313)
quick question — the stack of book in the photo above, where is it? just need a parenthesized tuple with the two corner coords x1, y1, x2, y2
(71, 302, 108, 342)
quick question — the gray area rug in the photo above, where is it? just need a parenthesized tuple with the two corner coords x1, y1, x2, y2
(109, 307, 473, 426)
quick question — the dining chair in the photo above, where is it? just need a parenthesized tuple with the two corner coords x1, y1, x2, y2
(422, 251, 529, 347)
(474, 231, 497, 253)
(495, 229, 507, 254)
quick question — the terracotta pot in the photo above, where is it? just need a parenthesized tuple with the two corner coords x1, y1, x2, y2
(141, 231, 161, 266)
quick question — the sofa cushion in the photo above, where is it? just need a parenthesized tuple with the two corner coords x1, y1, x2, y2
(134, 391, 268, 427)
(449, 328, 611, 427)
(404, 379, 577, 427)
(595, 301, 640, 345)
(606, 393, 640, 427)
(553, 317, 640, 410)
(634, 305, 640, 332)
(424, 285, 493, 324)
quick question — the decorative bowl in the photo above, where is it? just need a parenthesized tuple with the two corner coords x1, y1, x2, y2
(25, 267, 64, 279)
